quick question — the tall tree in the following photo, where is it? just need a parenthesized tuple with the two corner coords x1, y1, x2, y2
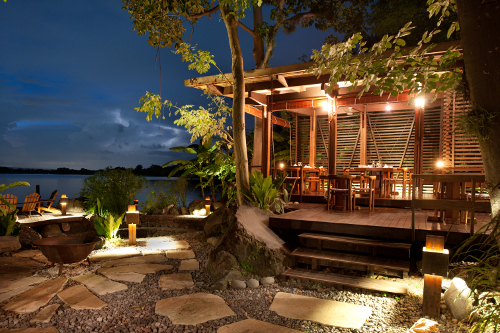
(123, 0, 371, 204)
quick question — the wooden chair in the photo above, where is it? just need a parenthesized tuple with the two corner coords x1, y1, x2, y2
(16, 193, 41, 217)
(304, 167, 327, 193)
(322, 175, 355, 212)
(384, 168, 412, 197)
(352, 176, 376, 210)
(37, 190, 60, 213)
(0, 194, 18, 214)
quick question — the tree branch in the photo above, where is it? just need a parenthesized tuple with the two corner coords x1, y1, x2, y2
(188, 5, 220, 20)
(282, 12, 317, 26)
(237, 21, 257, 38)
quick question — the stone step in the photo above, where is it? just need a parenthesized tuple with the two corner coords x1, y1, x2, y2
(281, 268, 407, 294)
(292, 247, 410, 275)
(123, 215, 206, 231)
(116, 227, 197, 238)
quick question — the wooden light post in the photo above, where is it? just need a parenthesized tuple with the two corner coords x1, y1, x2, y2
(422, 235, 449, 318)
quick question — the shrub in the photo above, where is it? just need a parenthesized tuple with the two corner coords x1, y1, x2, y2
(140, 179, 188, 214)
(93, 198, 125, 240)
(0, 181, 29, 237)
(80, 167, 147, 216)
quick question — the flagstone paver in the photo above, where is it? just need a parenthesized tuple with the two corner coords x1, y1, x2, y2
(0, 276, 47, 293)
(155, 293, 235, 325)
(270, 292, 372, 329)
(101, 254, 168, 268)
(146, 240, 190, 250)
(97, 263, 172, 275)
(217, 319, 302, 333)
(159, 273, 194, 290)
(57, 284, 107, 310)
(72, 274, 128, 295)
(166, 250, 195, 259)
(0, 257, 45, 279)
(3, 277, 67, 314)
(89, 247, 141, 262)
(178, 259, 199, 271)
(0, 286, 33, 303)
(0, 327, 59, 332)
(101, 272, 146, 283)
(30, 304, 60, 323)
(141, 249, 163, 255)
(12, 250, 43, 258)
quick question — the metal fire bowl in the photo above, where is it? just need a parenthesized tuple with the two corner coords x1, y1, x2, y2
(33, 236, 100, 274)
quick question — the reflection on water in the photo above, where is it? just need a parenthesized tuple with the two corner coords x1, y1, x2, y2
(0, 174, 203, 209)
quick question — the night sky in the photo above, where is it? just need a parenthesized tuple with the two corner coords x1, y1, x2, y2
(0, 1, 333, 170)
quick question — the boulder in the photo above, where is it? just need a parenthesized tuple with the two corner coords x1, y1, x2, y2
(247, 278, 259, 288)
(231, 280, 246, 289)
(169, 206, 180, 215)
(204, 207, 231, 238)
(162, 204, 175, 215)
(206, 250, 240, 282)
(443, 277, 474, 321)
(0, 236, 21, 253)
(260, 276, 275, 286)
(188, 200, 205, 215)
(207, 237, 220, 247)
(409, 318, 439, 333)
(19, 226, 41, 246)
(180, 207, 189, 215)
(40, 224, 63, 238)
(66, 198, 85, 213)
(207, 204, 291, 278)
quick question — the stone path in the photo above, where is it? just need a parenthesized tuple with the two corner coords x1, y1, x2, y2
(97, 263, 172, 274)
(217, 319, 302, 333)
(270, 292, 372, 329)
(101, 254, 169, 268)
(155, 293, 235, 325)
(0, 257, 45, 280)
(159, 273, 194, 290)
(0, 327, 59, 332)
(0, 286, 33, 304)
(101, 272, 146, 283)
(166, 250, 195, 259)
(30, 304, 60, 323)
(145, 239, 190, 251)
(12, 250, 50, 265)
(57, 285, 107, 310)
(179, 259, 199, 271)
(89, 247, 141, 262)
(3, 278, 67, 314)
(72, 274, 128, 295)
(0, 276, 47, 294)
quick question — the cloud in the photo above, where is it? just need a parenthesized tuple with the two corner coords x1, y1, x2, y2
(99, 150, 114, 155)
(18, 96, 84, 107)
(148, 151, 173, 156)
(7, 123, 17, 129)
(141, 143, 167, 149)
(18, 78, 52, 87)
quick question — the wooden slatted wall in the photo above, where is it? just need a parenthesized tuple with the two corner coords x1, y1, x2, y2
(290, 115, 310, 165)
(336, 114, 361, 172)
(441, 93, 483, 169)
(316, 116, 329, 167)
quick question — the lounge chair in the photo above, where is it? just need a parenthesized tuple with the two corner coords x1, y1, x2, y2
(37, 190, 60, 214)
(0, 194, 18, 214)
(16, 193, 41, 217)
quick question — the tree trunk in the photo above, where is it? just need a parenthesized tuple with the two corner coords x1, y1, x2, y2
(221, 6, 251, 204)
(252, 5, 265, 69)
(456, 0, 500, 235)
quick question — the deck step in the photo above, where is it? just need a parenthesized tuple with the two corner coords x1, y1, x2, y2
(299, 233, 411, 251)
(281, 268, 407, 294)
(292, 247, 410, 272)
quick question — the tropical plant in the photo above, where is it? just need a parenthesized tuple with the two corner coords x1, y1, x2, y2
(140, 180, 179, 214)
(80, 167, 147, 216)
(242, 170, 284, 212)
(93, 199, 125, 240)
(0, 181, 29, 237)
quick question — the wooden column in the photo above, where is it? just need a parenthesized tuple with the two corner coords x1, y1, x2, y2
(414, 106, 425, 190)
(262, 103, 271, 177)
(328, 90, 338, 175)
(423, 274, 442, 318)
(360, 107, 367, 165)
(251, 116, 263, 170)
(309, 109, 317, 167)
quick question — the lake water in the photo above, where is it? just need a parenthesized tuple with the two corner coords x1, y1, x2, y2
(0, 174, 204, 209)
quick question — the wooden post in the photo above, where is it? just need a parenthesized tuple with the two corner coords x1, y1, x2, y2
(360, 107, 367, 166)
(414, 106, 425, 194)
(423, 274, 442, 318)
(328, 90, 338, 175)
(252, 116, 263, 171)
(309, 109, 317, 167)
(36, 185, 40, 195)
(262, 103, 271, 177)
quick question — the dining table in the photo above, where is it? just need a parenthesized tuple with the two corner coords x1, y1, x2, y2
(352, 167, 399, 198)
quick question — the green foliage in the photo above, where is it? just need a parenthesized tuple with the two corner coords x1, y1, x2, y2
(241, 170, 284, 212)
(0, 181, 29, 237)
(458, 105, 497, 141)
(93, 199, 126, 240)
(237, 258, 255, 272)
(80, 167, 147, 216)
(140, 179, 188, 214)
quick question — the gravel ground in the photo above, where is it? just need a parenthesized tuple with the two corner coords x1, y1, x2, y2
(0, 233, 472, 333)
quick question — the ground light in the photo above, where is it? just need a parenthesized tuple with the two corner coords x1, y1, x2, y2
(127, 204, 139, 245)
(205, 196, 211, 216)
(60, 194, 68, 216)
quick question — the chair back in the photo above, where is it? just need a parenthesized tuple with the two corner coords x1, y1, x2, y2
(21, 193, 40, 212)
(1, 194, 18, 214)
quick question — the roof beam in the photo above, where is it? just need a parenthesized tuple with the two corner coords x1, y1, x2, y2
(248, 91, 267, 105)
(244, 105, 291, 127)
(277, 75, 288, 87)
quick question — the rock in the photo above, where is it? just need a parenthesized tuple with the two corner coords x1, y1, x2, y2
(206, 250, 240, 282)
(72, 274, 128, 295)
(155, 293, 236, 325)
(97, 263, 172, 274)
(92, 236, 107, 250)
(444, 277, 473, 321)
(149, 240, 190, 250)
(204, 207, 231, 238)
(12, 250, 42, 258)
(218, 318, 302, 333)
(19, 226, 41, 246)
(30, 304, 60, 323)
(89, 247, 141, 262)
(153, 209, 162, 215)
(101, 272, 146, 283)
(208, 204, 291, 278)
(213, 279, 227, 290)
(57, 284, 107, 310)
(169, 206, 180, 215)
(0, 257, 45, 279)
(60, 222, 71, 232)
(0, 328, 59, 333)
(207, 237, 219, 246)
(162, 204, 175, 215)
(159, 273, 194, 290)
(0, 286, 34, 303)
(180, 207, 189, 215)
(40, 224, 63, 238)
(409, 318, 439, 332)
(270, 292, 372, 329)
(66, 198, 85, 213)
(101, 254, 169, 268)
(442, 280, 452, 292)
(188, 200, 205, 215)
(179, 259, 199, 271)
(166, 250, 195, 259)
(231, 280, 246, 289)
(247, 278, 259, 288)
(260, 276, 275, 286)
(0, 276, 47, 294)
(3, 277, 67, 314)
(0, 236, 21, 253)
(213, 202, 224, 210)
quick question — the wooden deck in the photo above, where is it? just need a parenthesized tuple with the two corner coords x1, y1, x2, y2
(270, 205, 490, 245)
(17, 212, 86, 228)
